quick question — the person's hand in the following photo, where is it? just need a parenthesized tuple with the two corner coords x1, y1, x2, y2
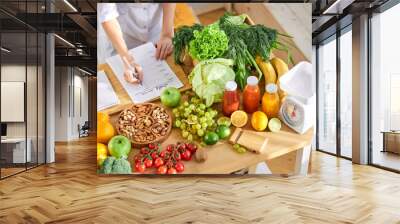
(122, 55, 143, 84)
(155, 35, 173, 60)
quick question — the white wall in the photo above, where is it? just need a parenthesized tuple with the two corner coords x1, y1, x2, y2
(54, 67, 89, 141)
(189, 3, 226, 15)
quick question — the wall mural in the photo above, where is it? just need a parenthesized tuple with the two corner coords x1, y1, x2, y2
(96, 3, 313, 175)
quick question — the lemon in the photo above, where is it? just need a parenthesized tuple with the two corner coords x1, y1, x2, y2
(97, 143, 108, 166)
(230, 110, 248, 128)
(268, 118, 282, 132)
(251, 111, 268, 131)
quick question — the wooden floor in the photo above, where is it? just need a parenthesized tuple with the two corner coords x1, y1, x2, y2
(0, 135, 399, 223)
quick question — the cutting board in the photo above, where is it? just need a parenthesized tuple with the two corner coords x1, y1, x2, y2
(229, 128, 269, 154)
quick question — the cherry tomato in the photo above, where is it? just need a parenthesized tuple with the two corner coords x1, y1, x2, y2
(173, 152, 181, 161)
(181, 150, 191, 161)
(135, 163, 146, 173)
(154, 157, 164, 168)
(134, 154, 142, 163)
(140, 147, 149, 154)
(178, 144, 186, 151)
(167, 167, 177, 174)
(165, 160, 174, 168)
(144, 158, 153, 168)
(166, 145, 173, 152)
(148, 143, 156, 150)
(151, 152, 158, 160)
(157, 165, 167, 174)
(175, 162, 184, 173)
(159, 151, 166, 158)
(187, 143, 197, 153)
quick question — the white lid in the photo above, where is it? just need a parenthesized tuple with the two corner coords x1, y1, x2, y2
(265, 83, 278, 93)
(247, 76, 259, 86)
(225, 81, 237, 91)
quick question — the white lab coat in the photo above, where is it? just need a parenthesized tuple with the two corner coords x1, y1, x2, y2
(97, 3, 163, 64)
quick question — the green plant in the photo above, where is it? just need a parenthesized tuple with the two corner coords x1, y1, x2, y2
(173, 24, 203, 64)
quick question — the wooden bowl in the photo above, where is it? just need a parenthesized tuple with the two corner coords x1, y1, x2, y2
(115, 103, 172, 148)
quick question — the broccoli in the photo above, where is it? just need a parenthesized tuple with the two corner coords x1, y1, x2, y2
(111, 158, 132, 174)
(98, 156, 131, 174)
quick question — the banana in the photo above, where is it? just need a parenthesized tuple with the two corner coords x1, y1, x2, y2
(255, 55, 277, 84)
(270, 57, 289, 100)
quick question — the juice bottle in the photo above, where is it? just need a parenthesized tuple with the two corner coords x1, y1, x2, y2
(222, 81, 240, 117)
(262, 83, 280, 118)
(243, 76, 261, 113)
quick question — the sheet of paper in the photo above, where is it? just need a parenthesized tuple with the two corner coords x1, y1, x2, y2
(105, 42, 183, 103)
(97, 70, 119, 111)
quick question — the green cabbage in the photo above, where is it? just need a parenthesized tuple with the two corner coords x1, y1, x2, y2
(188, 26, 228, 61)
(189, 58, 235, 107)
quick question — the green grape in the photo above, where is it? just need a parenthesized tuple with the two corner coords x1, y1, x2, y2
(201, 122, 208, 129)
(183, 101, 189, 107)
(233, 144, 241, 150)
(197, 129, 204, 136)
(182, 130, 189, 138)
(172, 108, 178, 114)
(180, 122, 186, 130)
(187, 134, 193, 141)
(238, 147, 247, 153)
(191, 115, 198, 122)
(198, 110, 204, 116)
(195, 124, 201, 130)
(204, 112, 210, 118)
(199, 104, 206, 110)
(175, 120, 181, 128)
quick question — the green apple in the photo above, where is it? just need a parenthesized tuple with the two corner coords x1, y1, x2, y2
(108, 135, 131, 159)
(160, 87, 181, 108)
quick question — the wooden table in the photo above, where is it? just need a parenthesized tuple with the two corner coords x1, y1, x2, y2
(98, 55, 313, 175)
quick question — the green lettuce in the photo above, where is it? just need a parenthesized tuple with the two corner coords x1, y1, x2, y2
(189, 58, 235, 106)
(188, 26, 228, 61)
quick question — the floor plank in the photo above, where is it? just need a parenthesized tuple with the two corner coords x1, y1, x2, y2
(0, 135, 399, 223)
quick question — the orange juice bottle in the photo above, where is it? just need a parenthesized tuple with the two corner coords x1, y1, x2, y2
(262, 83, 280, 118)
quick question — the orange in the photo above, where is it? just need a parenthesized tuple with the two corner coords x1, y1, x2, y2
(230, 110, 248, 128)
(251, 111, 268, 131)
(97, 121, 115, 144)
(97, 143, 108, 166)
(97, 112, 109, 123)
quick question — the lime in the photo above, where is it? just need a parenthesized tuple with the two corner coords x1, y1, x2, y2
(268, 118, 282, 132)
(217, 116, 231, 127)
(216, 125, 231, 139)
(203, 132, 219, 145)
